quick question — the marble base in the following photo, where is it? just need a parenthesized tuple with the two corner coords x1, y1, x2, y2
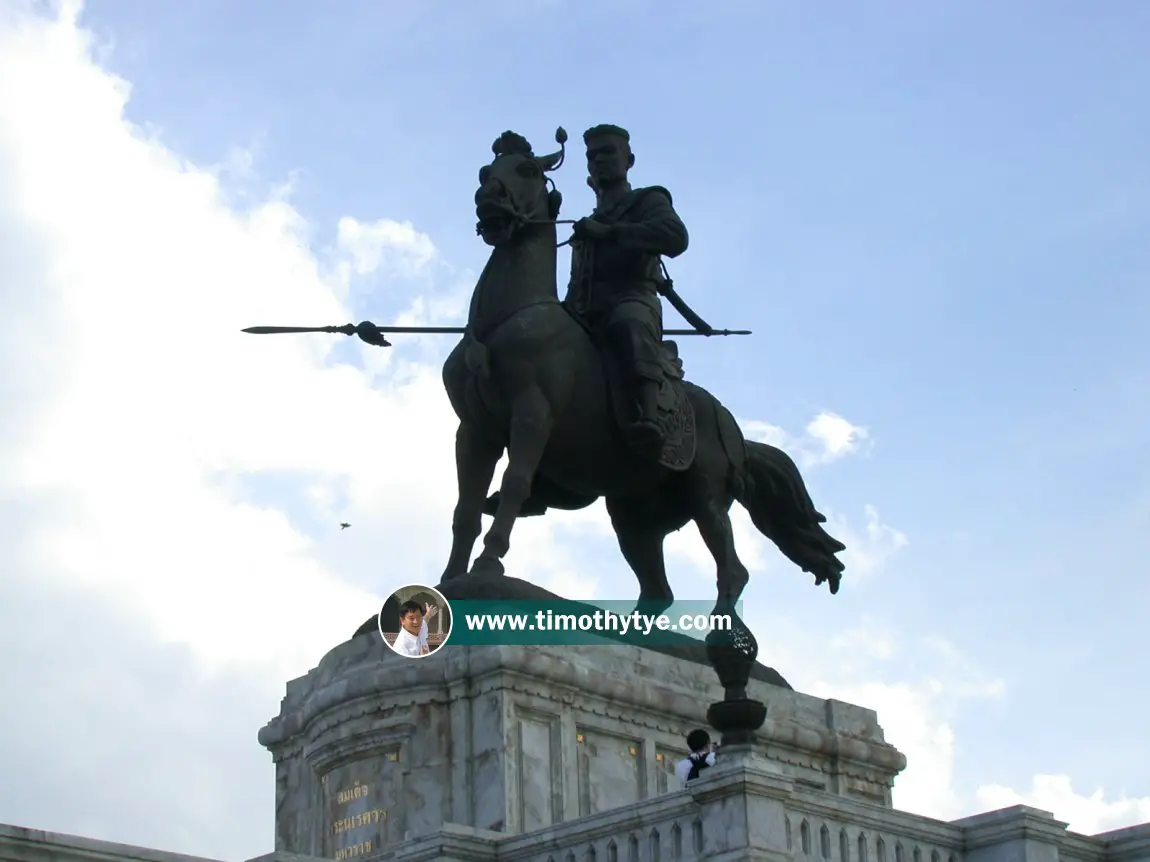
(258, 637, 906, 859)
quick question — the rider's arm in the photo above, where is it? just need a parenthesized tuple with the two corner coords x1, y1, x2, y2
(609, 191, 689, 258)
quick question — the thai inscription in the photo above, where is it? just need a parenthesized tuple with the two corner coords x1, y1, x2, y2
(320, 752, 397, 858)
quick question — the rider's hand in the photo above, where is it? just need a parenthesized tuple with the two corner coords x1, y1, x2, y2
(425, 603, 439, 619)
(572, 218, 613, 242)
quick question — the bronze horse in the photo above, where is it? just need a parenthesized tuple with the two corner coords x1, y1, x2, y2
(439, 129, 845, 611)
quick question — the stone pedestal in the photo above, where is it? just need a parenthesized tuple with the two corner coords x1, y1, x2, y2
(3, 643, 1149, 862)
(258, 634, 906, 858)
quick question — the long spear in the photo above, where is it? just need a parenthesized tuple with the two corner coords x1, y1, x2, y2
(242, 321, 750, 347)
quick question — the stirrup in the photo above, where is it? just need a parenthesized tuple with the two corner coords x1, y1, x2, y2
(626, 420, 664, 451)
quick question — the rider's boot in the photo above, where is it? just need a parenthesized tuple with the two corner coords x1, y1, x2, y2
(606, 320, 666, 458)
(626, 377, 665, 457)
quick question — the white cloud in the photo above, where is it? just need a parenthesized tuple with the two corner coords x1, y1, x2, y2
(830, 622, 899, 661)
(788, 625, 1007, 822)
(743, 410, 871, 469)
(0, 4, 1142, 861)
(830, 504, 910, 579)
(335, 215, 437, 278)
(806, 411, 870, 462)
(0, 0, 603, 683)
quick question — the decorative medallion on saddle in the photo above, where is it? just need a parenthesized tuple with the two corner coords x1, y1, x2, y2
(606, 340, 697, 471)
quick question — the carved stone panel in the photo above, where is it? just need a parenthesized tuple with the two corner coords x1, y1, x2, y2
(515, 707, 562, 833)
(655, 746, 682, 795)
(576, 727, 646, 816)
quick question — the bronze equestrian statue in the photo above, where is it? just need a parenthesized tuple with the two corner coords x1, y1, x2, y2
(439, 125, 845, 612)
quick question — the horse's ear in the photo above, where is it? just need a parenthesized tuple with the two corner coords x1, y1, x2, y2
(536, 128, 567, 172)
(547, 189, 563, 220)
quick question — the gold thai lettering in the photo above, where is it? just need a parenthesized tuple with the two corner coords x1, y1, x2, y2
(335, 781, 371, 804)
(331, 809, 387, 834)
(334, 840, 373, 860)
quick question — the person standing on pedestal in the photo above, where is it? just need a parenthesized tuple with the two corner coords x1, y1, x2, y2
(675, 728, 717, 783)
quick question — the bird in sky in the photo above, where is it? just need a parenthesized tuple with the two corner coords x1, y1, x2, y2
(340, 522, 351, 530)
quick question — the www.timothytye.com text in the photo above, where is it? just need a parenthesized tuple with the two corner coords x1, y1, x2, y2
(462, 609, 731, 637)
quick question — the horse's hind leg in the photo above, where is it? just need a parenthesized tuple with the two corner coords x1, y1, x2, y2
(693, 498, 751, 605)
(471, 388, 553, 577)
(441, 422, 503, 582)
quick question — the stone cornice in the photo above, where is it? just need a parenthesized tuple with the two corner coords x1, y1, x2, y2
(304, 722, 414, 775)
(260, 646, 905, 786)
(954, 806, 1069, 850)
(0, 826, 224, 862)
(388, 824, 501, 862)
(476, 669, 697, 735)
(755, 723, 905, 782)
(1057, 830, 1107, 859)
(1099, 826, 1150, 862)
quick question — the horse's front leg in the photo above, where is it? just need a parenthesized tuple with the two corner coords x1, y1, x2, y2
(471, 388, 553, 577)
(441, 422, 503, 582)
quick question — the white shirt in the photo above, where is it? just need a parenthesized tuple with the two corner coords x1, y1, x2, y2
(674, 751, 715, 783)
(419, 619, 429, 650)
(392, 627, 423, 657)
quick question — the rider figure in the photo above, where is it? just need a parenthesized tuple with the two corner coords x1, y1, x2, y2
(563, 124, 689, 457)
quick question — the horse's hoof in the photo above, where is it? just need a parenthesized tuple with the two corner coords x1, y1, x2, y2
(469, 556, 505, 579)
(634, 593, 674, 618)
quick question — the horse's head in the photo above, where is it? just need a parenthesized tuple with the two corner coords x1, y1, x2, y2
(475, 127, 567, 247)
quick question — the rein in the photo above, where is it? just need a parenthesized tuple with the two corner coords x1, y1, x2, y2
(527, 217, 577, 248)
(475, 213, 577, 247)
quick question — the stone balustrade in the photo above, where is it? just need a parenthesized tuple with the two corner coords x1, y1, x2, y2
(277, 750, 1150, 862)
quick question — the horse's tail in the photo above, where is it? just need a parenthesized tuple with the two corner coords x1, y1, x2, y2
(735, 440, 846, 594)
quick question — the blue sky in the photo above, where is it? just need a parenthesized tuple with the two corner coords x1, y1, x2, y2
(0, 1, 1147, 858)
